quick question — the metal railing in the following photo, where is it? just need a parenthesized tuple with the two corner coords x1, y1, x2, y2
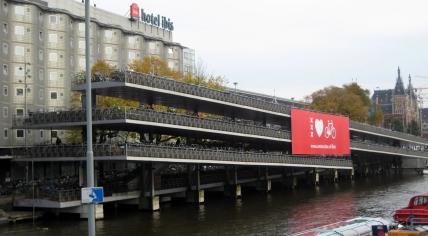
(14, 107, 291, 140)
(12, 144, 353, 168)
(350, 121, 428, 144)
(25, 188, 81, 202)
(350, 140, 428, 158)
(71, 71, 428, 145)
(73, 71, 292, 115)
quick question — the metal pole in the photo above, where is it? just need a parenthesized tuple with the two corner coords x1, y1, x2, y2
(22, 61, 34, 225)
(85, 1, 96, 235)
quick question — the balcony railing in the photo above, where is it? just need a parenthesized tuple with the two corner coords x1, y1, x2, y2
(24, 188, 81, 202)
(350, 140, 428, 158)
(350, 121, 428, 144)
(12, 144, 353, 168)
(73, 71, 292, 115)
(71, 71, 428, 145)
(14, 107, 291, 141)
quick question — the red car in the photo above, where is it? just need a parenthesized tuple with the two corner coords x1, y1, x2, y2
(394, 194, 428, 224)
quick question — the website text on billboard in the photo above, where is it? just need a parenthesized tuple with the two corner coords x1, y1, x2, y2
(291, 108, 350, 155)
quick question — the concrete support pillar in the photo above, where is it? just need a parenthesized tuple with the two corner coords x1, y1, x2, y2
(80, 204, 104, 220)
(139, 163, 159, 211)
(292, 176, 298, 189)
(78, 164, 85, 187)
(334, 169, 339, 183)
(187, 164, 204, 204)
(225, 166, 241, 199)
(314, 169, 320, 186)
(257, 166, 271, 192)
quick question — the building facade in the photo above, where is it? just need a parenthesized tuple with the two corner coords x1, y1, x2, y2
(372, 67, 420, 130)
(0, 0, 194, 150)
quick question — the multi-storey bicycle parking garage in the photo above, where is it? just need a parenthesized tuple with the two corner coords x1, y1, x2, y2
(7, 70, 428, 218)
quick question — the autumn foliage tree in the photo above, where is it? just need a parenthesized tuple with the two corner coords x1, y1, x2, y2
(307, 83, 384, 125)
(129, 56, 226, 90)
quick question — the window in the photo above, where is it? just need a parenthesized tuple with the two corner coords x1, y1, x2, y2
(16, 88, 23, 96)
(78, 23, 85, 32)
(128, 52, 136, 61)
(39, 31, 43, 41)
(3, 23, 7, 33)
(49, 71, 57, 80)
(49, 52, 57, 61)
(14, 5, 24, 15)
(2, 64, 8, 75)
(40, 130, 43, 138)
(168, 61, 175, 69)
(49, 15, 57, 24)
(105, 46, 112, 55)
(51, 130, 57, 138)
(128, 37, 136, 45)
(3, 85, 8, 96)
(2, 107, 8, 118)
(168, 48, 173, 55)
(78, 40, 85, 49)
(2, 43, 8, 55)
(39, 89, 44, 100)
(104, 30, 113, 39)
(3, 128, 8, 139)
(48, 33, 57, 43)
(79, 58, 85, 69)
(50, 91, 57, 100)
(16, 108, 23, 117)
(16, 129, 24, 138)
(414, 197, 428, 206)
(15, 66, 24, 77)
(14, 46, 24, 56)
(14, 25, 24, 35)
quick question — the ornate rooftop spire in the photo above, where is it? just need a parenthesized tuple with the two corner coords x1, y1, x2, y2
(394, 66, 405, 95)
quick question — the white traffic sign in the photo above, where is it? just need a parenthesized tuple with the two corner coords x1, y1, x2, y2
(81, 187, 104, 204)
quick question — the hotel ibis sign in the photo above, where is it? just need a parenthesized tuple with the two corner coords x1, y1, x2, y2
(130, 3, 174, 31)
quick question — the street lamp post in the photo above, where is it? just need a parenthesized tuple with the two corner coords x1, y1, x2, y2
(19, 62, 34, 224)
(84, 1, 96, 236)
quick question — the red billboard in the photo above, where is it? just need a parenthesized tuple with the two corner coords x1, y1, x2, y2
(291, 108, 350, 155)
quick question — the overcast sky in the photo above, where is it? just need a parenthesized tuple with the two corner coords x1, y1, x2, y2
(88, 0, 428, 101)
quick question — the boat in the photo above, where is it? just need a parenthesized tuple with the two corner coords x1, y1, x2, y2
(291, 217, 393, 236)
(394, 193, 428, 225)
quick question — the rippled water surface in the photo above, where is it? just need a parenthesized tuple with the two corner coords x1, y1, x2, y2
(1, 175, 427, 235)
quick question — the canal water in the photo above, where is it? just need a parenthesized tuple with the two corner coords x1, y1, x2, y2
(1, 175, 427, 235)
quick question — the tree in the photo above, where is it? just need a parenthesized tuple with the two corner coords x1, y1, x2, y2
(391, 118, 404, 132)
(307, 82, 384, 123)
(407, 119, 420, 136)
(91, 60, 140, 108)
(129, 57, 226, 91)
(129, 56, 181, 80)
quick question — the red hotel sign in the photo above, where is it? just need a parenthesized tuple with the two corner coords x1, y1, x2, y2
(291, 108, 350, 155)
(130, 3, 140, 19)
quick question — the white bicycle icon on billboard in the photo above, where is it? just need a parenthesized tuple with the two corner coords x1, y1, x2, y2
(324, 120, 336, 139)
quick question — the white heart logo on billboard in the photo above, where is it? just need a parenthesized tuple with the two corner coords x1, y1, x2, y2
(315, 119, 324, 137)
